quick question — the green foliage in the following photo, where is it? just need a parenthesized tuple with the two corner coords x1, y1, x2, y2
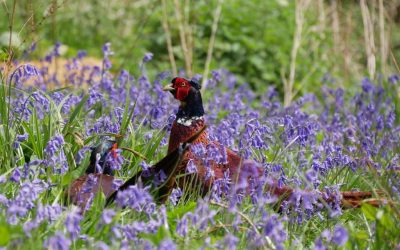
(359, 204, 400, 249)
(0, 1, 399, 249)
(0, 225, 11, 246)
(2, 0, 399, 98)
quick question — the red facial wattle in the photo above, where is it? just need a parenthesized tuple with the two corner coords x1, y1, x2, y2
(111, 143, 118, 159)
(173, 78, 190, 101)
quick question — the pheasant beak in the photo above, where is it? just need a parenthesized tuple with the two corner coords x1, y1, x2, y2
(162, 84, 175, 91)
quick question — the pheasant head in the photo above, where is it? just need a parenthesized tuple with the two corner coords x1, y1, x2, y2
(163, 77, 204, 119)
(85, 140, 118, 176)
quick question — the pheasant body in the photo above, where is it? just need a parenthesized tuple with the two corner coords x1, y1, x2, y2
(168, 117, 264, 194)
(67, 173, 115, 209)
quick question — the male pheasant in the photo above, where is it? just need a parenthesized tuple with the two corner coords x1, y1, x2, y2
(163, 77, 386, 208)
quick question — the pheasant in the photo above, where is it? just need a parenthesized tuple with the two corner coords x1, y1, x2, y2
(67, 127, 207, 210)
(106, 77, 388, 209)
(65, 140, 118, 210)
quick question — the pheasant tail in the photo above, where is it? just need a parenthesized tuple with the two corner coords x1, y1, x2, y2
(105, 125, 207, 206)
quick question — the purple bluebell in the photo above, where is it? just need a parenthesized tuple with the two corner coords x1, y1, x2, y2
(222, 234, 239, 250)
(24, 204, 63, 236)
(44, 134, 68, 174)
(101, 209, 116, 225)
(157, 239, 176, 250)
(332, 225, 348, 246)
(102, 42, 114, 70)
(176, 213, 190, 237)
(0, 174, 5, 184)
(142, 52, 154, 63)
(153, 170, 167, 186)
(104, 148, 124, 171)
(65, 207, 83, 240)
(10, 168, 21, 182)
(96, 241, 110, 250)
(314, 238, 327, 250)
(191, 200, 217, 232)
(9, 64, 40, 86)
(44, 231, 71, 250)
(0, 194, 8, 205)
(45, 134, 64, 157)
(169, 188, 182, 206)
(388, 74, 399, 84)
(115, 185, 154, 213)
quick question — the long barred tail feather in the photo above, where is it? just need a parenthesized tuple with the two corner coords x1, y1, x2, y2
(340, 197, 388, 208)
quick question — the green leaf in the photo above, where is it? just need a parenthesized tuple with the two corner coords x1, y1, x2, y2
(118, 97, 136, 145)
(61, 172, 74, 186)
(141, 225, 171, 246)
(62, 94, 89, 135)
(361, 203, 377, 221)
(378, 210, 395, 231)
(0, 225, 10, 246)
(167, 202, 196, 221)
(316, 131, 324, 144)
(167, 202, 197, 232)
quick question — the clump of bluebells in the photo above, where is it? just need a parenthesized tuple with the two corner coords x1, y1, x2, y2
(0, 43, 399, 249)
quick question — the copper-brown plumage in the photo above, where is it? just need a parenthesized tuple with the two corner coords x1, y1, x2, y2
(66, 173, 116, 209)
(168, 118, 263, 193)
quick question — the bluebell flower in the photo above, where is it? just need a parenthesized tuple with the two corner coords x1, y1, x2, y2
(260, 214, 287, 249)
(7, 179, 48, 225)
(115, 185, 154, 213)
(10, 168, 21, 182)
(9, 64, 40, 86)
(176, 213, 190, 237)
(157, 239, 176, 250)
(44, 231, 71, 250)
(65, 207, 83, 240)
(153, 170, 167, 186)
(386, 110, 395, 129)
(77, 50, 87, 59)
(388, 74, 400, 84)
(24, 204, 62, 236)
(101, 209, 116, 225)
(314, 238, 327, 250)
(191, 200, 217, 232)
(361, 78, 374, 93)
(222, 234, 239, 250)
(211, 70, 222, 82)
(44, 134, 68, 174)
(104, 148, 124, 171)
(95, 241, 110, 250)
(169, 188, 182, 206)
(0, 194, 8, 205)
(142, 52, 154, 63)
(332, 225, 348, 246)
